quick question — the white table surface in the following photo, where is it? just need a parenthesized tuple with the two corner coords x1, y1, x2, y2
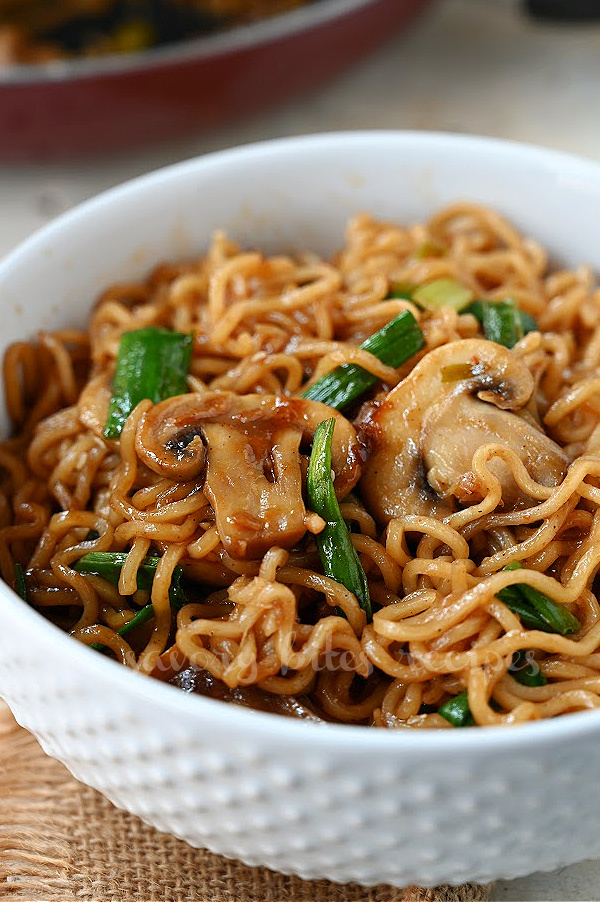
(2, 0, 600, 898)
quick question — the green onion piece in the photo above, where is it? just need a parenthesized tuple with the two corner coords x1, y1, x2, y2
(481, 300, 522, 348)
(301, 310, 424, 411)
(104, 327, 193, 439)
(77, 552, 188, 652)
(412, 278, 473, 312)
(307, 419, 371, 620)
(497, 562, 580, 635)
(518, 309, 539, 334)
(386, 281, 415, 300)
(464, 299, 538, 349)
(73, 552, 187, 609)
(503, 561, 524, 572)
(441, 362, 477, 383)
(509, 649, 547, 687)
(438, 690, 474, 727)
(495, 586, 543, 629)
(90, 603, 156, 652)
(117, 603, 155, 637)
(514, 583, 580, 635)
(14, 562, 27, 602)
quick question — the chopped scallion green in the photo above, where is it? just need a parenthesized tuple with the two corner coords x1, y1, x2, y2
(301, 310, 423, 411)
(14, 562, 27, 602)
(104, 327, 193, 439)
(412, 278, 473, 312)
(497, 562, 580, 635)
(438, 690, 474, 727)
(464, 299, 538, 349)
(307, 419, 371, 620)
(73, 552, 187, 609)
(117, 603, 155, 637)
(89, 602, 156, 652)
(441, 362, 477, 383)
(74, 552, 188, 652)
(509, 649, 547, 687)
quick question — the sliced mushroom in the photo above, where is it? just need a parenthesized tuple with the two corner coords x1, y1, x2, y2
(358, 339, 568, 523)
(135, 392, 362, 559)
(155, 660, 324, 722)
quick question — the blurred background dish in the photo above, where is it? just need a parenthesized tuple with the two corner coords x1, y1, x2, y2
(0, 0, 316, 64)
(0, 0, 434, 160)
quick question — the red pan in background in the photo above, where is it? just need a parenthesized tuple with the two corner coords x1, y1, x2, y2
(0, 0, 434, 161)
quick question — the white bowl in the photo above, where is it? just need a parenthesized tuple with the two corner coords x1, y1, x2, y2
(2, 132, 600, 888)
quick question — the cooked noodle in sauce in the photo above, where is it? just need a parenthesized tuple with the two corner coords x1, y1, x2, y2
(4, 203, 600, 729)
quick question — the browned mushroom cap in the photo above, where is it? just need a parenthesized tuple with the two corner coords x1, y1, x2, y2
(135, 392, 362, 559)
(359, 338, 568, 523)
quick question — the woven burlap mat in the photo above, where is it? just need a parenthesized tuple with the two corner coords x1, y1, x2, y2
(0, 702, 490, 902)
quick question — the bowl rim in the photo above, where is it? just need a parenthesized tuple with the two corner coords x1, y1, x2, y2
(3, 128, 600, 753)
(0, 0, 387, 86)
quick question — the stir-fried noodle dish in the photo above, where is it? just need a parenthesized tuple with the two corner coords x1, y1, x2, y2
(0, 0, 309, 65)
(4, 203, 600, 729)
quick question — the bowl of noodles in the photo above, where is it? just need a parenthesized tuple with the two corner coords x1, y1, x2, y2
(2, 131, 600, 886)
(0, 0, 433, 161)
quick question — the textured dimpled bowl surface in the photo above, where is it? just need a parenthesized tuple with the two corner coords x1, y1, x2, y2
(2, 132, 600, 887)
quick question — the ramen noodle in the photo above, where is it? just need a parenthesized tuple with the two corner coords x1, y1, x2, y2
(3, 203, 600, 729)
